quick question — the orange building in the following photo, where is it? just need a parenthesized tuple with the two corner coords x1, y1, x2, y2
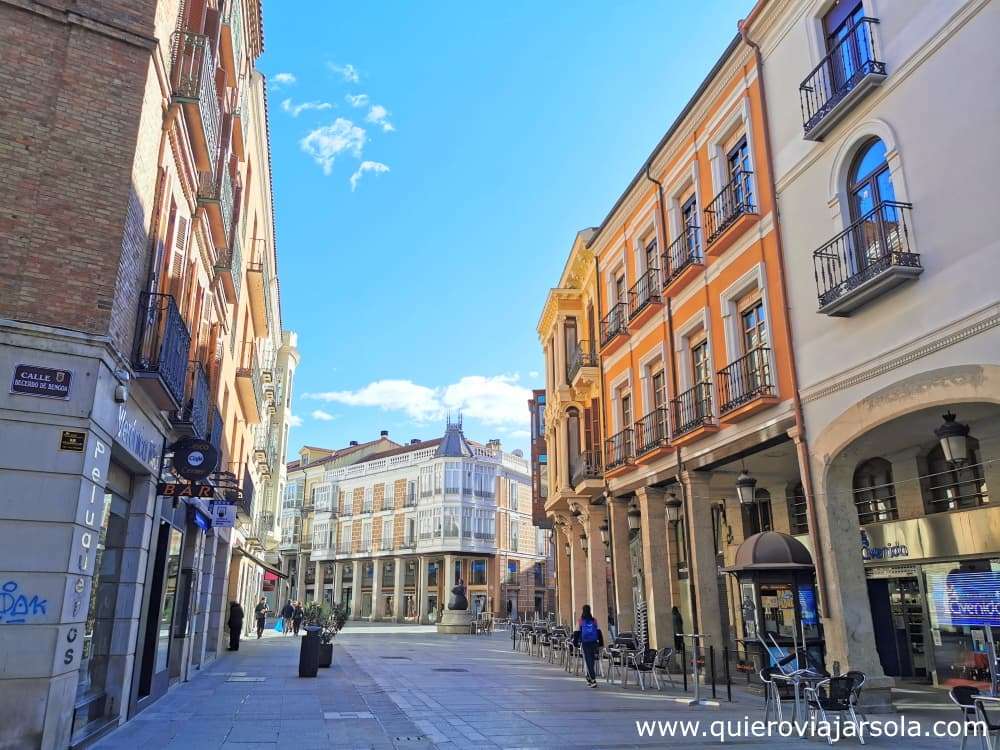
(545, 35, 815, 655)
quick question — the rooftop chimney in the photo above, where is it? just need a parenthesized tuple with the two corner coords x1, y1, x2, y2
(410, 438, 420, 444)
(380, 430, 389, 437)
(349, 440, 359, 446)
(487, 438, 501, 451)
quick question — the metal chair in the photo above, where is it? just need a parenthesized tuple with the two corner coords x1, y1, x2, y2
(603, 637, 637, 684)
(625, 647, 660, 690)
(975, 695, 1000, 750)
(951, 686, 981, 750)
(804, 675, 866, 745)
(652, 647, 677, 689)
(760, 666, 797, 722)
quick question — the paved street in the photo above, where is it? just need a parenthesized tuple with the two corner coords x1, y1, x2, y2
(91, 625, 965, 750)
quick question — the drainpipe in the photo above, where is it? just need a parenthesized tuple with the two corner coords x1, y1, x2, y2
(738, 19, 829, 614)
(644, 166, 699, 635)
(594, 253, 617, 622)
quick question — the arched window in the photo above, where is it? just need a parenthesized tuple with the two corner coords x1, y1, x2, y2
(566, 407, 581, 484)
(853, 457, 897, 524)
(849, 138, 895, 218)
(786, 482, 809, 535)
(926, 438, 989, 513)
(742, 488, 773, 537)
(847, 138, 906, 273)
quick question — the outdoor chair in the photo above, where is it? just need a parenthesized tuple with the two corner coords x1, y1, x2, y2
(624, 647, 660, 690)
(950, 686, 981, 750)
(803, 674, 866, 744)
(761, 666, 797, 722)
(652, 646, 677, 689)
(603, 637, 638, 684)
(975, 696, 1000, 750)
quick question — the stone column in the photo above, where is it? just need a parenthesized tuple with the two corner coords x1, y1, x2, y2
(350, 560, 363, 619)
(332, 562, 344, 606)
(635, 487, 672, 649)
(314, 560, 325, 604)
(554, 314, 568, 387)
(370, 558, 383, 620)
(192, 530, 219, 666)
(555, 528, 572, 626)
(279, 554, 291, 604)
(295, 552, 307, 602)
(207, 527, 233, 657)
(680, 471, 725, 651)
(583, 508, 610, 625)
(417, 556, 429, 624)
(810, 456, 888, 689)
(392, 557, 405, 621)
(568, 520, 587, 619)
(607, 497, 635, 632)
(444, 553, 456, 601)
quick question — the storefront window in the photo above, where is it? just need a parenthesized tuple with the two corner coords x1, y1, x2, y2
(155, 528, 183, 674)
(471, 559, 487, 585)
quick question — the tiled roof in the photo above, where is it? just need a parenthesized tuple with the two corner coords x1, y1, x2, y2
(286, 437, 399, 471)
(361, 438, 444, 463)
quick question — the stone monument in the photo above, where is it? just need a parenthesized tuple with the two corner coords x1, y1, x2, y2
(437, 579, 474, 634)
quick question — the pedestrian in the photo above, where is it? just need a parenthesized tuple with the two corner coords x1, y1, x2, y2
(281, 600, 294, 635)
(574, 604, 604, 688)
(672, 606, 684, 652)
(254, 596, 268, 639)
(227, 600, 244, 651)
(292, 601, 304, 635)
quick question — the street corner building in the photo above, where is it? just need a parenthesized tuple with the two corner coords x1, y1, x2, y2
(276, 419, 556, 623)
(539, 0, 1000, 709)
(0, 0, 298, 747)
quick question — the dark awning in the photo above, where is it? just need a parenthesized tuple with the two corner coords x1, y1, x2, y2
(234, 546, 287, 578)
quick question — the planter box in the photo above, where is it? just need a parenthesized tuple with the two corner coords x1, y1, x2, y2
(318, 642, 333, 668)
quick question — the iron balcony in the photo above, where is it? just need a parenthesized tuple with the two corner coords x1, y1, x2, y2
(132, 293, 191, 410)
(170, 31, 221, 172)
(600, 302, 629, 347)
(628, 267, 661, 321)
(671, 381, 715, 437)
(705, 170, 756, 245)
(605, 428, 634, 471)
(570, 449, 603, 487)
(662, 226, 703, 287)
(717, 347, 776, 414)
(172, 360, 210, 438)
(566, 340, 598, 385)
(634, 407, 670, 455)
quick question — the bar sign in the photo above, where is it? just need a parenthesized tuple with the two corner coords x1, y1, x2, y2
(10, 364, 73, 399)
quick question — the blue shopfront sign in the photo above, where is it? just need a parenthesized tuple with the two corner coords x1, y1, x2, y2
(928, 570, 1000, 628)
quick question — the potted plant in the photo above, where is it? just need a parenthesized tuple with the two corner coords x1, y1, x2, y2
(318, 619, 335, 668)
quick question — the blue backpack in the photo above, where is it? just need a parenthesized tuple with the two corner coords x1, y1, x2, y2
(581, 619, 598, 643)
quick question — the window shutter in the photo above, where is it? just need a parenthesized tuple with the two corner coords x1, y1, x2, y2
(172, 215, 189, 285)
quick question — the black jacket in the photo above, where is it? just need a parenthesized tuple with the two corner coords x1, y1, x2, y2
(292, 606, 304, 622)
(228, 603, 244, 630)
(254, 602, 268, 619)
(281, 603, 294, 618)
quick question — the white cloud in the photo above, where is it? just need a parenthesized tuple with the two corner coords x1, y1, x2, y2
(349, 160, 390, 191)
(299, 118, 366, 175)
(365, 104, 395, 132)
(281, 98, 333, 117)
(271, 72, 296, 89)
(528, 370, 539, 379)
(311, 409, 337, 422)
(288, 414, 303, 428)
(345, 93, 370, 108)
(508, 429, 531, 439)
(303, 374, 531, 427)
(327, 62, 360, 83)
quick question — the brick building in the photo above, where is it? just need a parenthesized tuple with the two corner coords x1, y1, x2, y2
(0, 1, 292, 747)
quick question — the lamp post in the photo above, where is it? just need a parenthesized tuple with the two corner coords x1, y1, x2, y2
(599, 520, 609, 546)
(935, 411, 970, 465)
(736, 468, 763, 531)
(627, 504, 641, 531)
(665, 493, 682, 524)
(580, 533, 589, 555)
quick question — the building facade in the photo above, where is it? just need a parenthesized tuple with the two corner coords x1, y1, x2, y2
(527, 389, 549, 528)
(0, 0, 291, 746)
(280, 421, 555, 622)
(744, 0, 1000, 692)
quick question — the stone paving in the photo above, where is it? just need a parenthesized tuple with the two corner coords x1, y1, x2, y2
(93, 624, 967, 750)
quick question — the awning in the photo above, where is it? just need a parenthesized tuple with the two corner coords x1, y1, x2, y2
(234, 546, 287, 579)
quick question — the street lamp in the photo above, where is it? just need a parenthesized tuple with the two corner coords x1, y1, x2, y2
(935, 411, 970, 465)
(735, 468, 758, 506)
(564, 542, 570, 557)
(599, 520, 609, 545)
(580, 534, 589, 554)
(665, 493, 682, 524)
(627, 504, 641, 531)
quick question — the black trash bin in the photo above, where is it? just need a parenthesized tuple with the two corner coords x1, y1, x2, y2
(299, 625, 321, 677)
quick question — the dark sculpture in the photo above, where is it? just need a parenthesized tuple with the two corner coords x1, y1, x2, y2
(447, 579, 469, 611)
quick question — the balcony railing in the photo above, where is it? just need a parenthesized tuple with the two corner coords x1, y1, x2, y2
(628, 267, 661, 320)
(222, 0, 245, 73)
(705, 170, 756, 245)
(566, 340, 597, 384)
(170, 31, 220, 165)
(634, 407, 670, 455)
(174, 360, 210, 438)
(197, 166, 235, 246)
(605, 428, 633, 471)
(235, 343, 264, 421)
(570, 449, 602, 486)
(671, 381, 715, 437)
(800, 17, 885, 138)
(717, 347, 775, 414)
(215, 229, 243, 303)
(208, 406, 224, 457)
(813, 201, 920, 314)
(600, 302, 629, 347)
(133, 293, 191, 408)
(662, 226, 703, 287)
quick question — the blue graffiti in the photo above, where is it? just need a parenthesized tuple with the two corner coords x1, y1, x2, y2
(0, 581, 48, 624)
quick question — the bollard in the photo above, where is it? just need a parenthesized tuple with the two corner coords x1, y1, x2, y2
(724, 646, 732, 702)
(298, 625, 321, 678)
(709, 645, 717, 700)
(681, 643, 688, 692)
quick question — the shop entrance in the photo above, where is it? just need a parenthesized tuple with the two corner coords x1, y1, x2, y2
(867, 575, 929, 680)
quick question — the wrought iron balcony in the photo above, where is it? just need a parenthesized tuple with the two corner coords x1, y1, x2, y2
(800, 17, 886, 140)
(634, 407, 670, 455)
(170, 31, 220, 169)
(172, 361, 210, 438)
(605, 428, 634, 471)
(235, 343, 264, 423)
(813, 201, 920, 316)
(570, 449, 603, 487)
(132, 293, 191, 409)
(717, 347, 775, 415)
(245, 239, 269, 336)
(671, 381, 715, 437)
(628, 267, 662, 321)
(220, 0, 245, 82)
(600, 302, 629, 347)
(208, 406, 224, 457)
(214, 228, 243, 304)
(566, 340, 598, 384)
(253, 425, 271, 477)
(197, 166, 235, 248)
(705, 170, 756, 245)
(662, 226, 703, 287)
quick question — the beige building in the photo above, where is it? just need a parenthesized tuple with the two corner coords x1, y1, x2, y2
(279, 420, 555, 622)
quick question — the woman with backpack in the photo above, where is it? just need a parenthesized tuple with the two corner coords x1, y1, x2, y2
(575, 604, 604, 687)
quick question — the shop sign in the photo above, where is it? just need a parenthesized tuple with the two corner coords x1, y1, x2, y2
(171, 438, 219, 481)
(10, 364, 72, 399)
(59, 430, 86, 452)
(860, 529, 910, 561)
(157, 482, 215, 499)
(928, 569, 1000, 627)
(117, 404, 161, 471)
(211, 503, 236, 528)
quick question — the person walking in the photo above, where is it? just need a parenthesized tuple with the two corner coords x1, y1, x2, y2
(574, 604, 604, 688)
(281, 600, 294, 635)
(227, 601, 245, 651)
(291, 601, 304, 636)
(254, 597, 268, 639)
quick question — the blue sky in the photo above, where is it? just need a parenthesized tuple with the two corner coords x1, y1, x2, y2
(260, 0, 753, 456)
